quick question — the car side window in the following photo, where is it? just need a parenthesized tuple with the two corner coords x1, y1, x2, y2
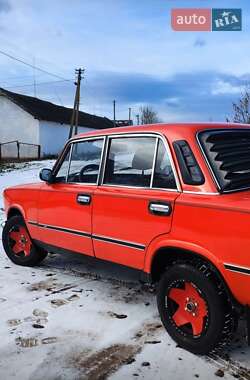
(152, 139, 177, 189)
(67, 138, 104, 183)
(103, 136, 156, 187)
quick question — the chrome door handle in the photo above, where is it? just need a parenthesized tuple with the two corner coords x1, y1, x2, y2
(149, 201, 172, 216)
(77, 194, 91, 205)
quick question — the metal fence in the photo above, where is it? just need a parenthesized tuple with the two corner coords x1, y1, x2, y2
(0, 141, 41, 160)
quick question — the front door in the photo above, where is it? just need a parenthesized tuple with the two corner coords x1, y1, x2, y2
(36, 137, 104, 256)
(92, 135, 180, 269)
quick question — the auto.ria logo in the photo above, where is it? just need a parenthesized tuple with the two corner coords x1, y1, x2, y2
(171, 8, 242, 32)
(212, 9, 242, 31)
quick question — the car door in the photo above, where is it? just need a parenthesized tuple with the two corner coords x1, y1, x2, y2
(92, 134, 181, 269)
(36, 137, 105, 256)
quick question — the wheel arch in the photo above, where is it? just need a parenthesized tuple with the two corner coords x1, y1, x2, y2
(7, 206, 24, 220)
(147, 245, 239, 308)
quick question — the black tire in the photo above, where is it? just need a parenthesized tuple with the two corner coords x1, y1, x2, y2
(2, 215, 48, 267)
(157, 262, 234, 355)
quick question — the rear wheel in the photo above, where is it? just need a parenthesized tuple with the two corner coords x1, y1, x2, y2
(157, 262, 235, 354)
(2, 215, 47, 266)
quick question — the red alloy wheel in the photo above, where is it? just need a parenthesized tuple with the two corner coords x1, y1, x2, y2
(9, 226, 32, 257)
(168, 281, 208, 336)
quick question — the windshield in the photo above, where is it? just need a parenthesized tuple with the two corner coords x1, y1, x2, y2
(198, 129, 250, 192)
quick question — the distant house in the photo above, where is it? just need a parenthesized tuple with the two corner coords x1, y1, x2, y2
(0, 88, 114, 158)
(115, 120, 133, 127)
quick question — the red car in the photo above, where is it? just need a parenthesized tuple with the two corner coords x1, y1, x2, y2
(2, 123, 250, 354)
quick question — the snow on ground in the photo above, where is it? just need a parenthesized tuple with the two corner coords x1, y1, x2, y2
(0, 160, 250, 380)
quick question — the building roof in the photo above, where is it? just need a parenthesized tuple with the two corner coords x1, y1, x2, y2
(0, 88, 114, 129)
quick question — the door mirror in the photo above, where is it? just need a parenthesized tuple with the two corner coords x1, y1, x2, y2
(40, 168, 53, 183)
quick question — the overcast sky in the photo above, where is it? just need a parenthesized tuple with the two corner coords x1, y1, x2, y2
(0, 0, 249, 123)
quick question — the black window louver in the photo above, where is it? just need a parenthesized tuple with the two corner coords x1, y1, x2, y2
(198, 129, 250, 192)
(173, 140, 205, 185)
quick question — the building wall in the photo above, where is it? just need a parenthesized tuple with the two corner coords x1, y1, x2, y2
(39, 121, 93, 156)
(0, 96, 95, 158)
(0, 96, 40, 158)
(0, 96, 39, 143)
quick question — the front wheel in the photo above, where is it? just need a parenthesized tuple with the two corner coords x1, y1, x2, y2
(157, 262, 235, 354)
(2, 215, 48, 267)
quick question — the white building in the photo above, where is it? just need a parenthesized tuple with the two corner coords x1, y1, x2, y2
(0, 88, 114, 158)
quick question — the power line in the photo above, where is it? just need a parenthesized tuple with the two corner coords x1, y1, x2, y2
(5, 79, 70, 90)
(0, 35, 69, 76)
(0, 49, 69, 81)
(53, 86, 64, 106)
(0, 73, 44, 82)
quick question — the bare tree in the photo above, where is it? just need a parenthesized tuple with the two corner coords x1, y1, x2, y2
(139, 106, 160, 124)
(229, 87, 250, 124)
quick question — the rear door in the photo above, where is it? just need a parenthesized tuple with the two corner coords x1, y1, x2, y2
(36, 137, 104, 256)
(92, 134, 181, 269)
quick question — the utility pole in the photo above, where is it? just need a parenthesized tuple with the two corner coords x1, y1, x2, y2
(68, 68, 84, 139)
(128, 107, 132, 125)
(113, 100, 116, 127)
(136, 114, 140, 125)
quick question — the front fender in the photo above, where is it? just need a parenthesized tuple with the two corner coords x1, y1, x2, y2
(3, 186, 40, 225)
(3, 189, 26, 220)
(5, 203, 26, 220)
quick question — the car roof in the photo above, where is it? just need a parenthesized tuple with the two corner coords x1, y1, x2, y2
(71, 122, 250, 141)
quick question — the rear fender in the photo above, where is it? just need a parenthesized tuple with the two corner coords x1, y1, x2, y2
(144, 234, 223, 276)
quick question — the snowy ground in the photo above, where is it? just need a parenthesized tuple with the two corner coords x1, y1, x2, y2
(0, 160, 250, 380)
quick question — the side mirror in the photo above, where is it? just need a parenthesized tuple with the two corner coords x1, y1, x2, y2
(39, 168, 53, 183)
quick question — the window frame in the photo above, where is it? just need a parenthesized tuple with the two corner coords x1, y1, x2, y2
(51, 144, 71, 183)
(100, 133, 181, 192)
(52, 136, 106, 185)
(51, 133, 181, 192)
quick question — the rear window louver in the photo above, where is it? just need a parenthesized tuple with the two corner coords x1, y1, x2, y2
(173, 140, 205, 185)
(198, 129, 250, 192)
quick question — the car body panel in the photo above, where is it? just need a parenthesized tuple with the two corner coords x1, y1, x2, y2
(36, 182, 95, 256)
(4, 184, 42, 240)
(144, 190, 250, 305)
(92, 185, 180, 268)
